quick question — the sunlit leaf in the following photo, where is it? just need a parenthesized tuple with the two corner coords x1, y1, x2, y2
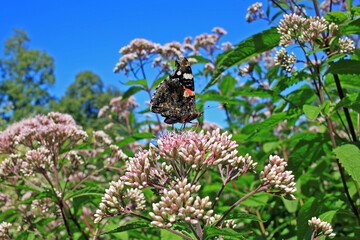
(334, 144, 360, 184)
(203, 27, 281, 93)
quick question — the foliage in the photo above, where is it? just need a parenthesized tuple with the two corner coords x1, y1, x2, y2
(1, 1, 360, 240)
(0, 29, 55, 124)
(52, 71, 121, 129)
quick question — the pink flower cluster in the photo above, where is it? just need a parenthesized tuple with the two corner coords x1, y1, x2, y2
(0, 112, 87, 154)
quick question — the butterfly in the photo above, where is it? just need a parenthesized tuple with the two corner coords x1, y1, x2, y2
(150, 57, 203, 124)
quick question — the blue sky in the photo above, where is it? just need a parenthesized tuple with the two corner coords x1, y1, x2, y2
(1, 0, 270, 126)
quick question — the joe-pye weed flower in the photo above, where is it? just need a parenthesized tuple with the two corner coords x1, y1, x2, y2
(95, 128, 297, 239)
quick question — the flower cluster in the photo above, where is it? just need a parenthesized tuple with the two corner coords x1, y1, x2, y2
(274, 48, 297, 72)
(21, 147, 54, 176)
(0, 112, 88, 154)
(93, 130, 113, 146)
(0, 113, 87, 178)
(308, 217, 336, 237)
(149, 178, 213, 228)
(260, 155, 297, 200)
(114, 38, 157, 73)
(246, 2, 264, 22)
(277, 13, 355, 56)
(209, 214, 237, 229)
(0, 221, 11, 238)
(339, 37, 355, 54)
(94, 179, 145, 223)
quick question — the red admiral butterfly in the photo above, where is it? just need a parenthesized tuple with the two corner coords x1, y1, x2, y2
(150, 57, 203, 124)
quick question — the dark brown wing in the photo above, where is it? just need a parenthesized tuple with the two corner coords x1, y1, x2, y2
(150, 57, 202, 124)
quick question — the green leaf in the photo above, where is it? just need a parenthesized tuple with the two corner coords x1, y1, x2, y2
(200, 94, 246, 105)
(324, 11, 352, 24)
(232, 87, 273, 98)
(65, 186, 105, 200)
(333, 92, 360, 113)
(297, 197, 326, 240)
(122, 86, 143, 101)
(321, 100, 331, 115)
(102, 221, 153, 235)
(325, 73, 360, 89)
(125, 79, 147, 88)
(326, 60, 360, 75)
(202, 27, 281, 93)
(160, 229, 183, 240)
(303, 105, 320, 120)
(203, 225, 246, 240)
(334, 144, 360, 184)
(341, 17, 360, 34)
(116, 132, 155, 147)
(352, 6, 360, 15)
(151, 74, 167, 90)
(219, 74, 237, 95)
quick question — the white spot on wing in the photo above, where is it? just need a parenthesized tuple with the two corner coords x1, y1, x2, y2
(177, 71, 181, 76)
(183, 73, 193, 79)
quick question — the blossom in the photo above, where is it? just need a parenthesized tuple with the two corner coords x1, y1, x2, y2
(246, 2, 264, 22)
(274, 48, 296, 72)
(0, 112, 87, 154)
(0, 221, 12, 238)
(149, 178, 213, 228)
(212, 27, 227, 36)
(93, 130, 113, 146)
(308, 217, 336, 237)
(260, 155, 297, 200)
(339, 37, 355, 54)
(94, 180, 145, 223)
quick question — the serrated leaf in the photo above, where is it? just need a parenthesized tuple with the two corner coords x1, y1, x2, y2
(342, 17, 360, 34)
(326, 60, 360, 75)
(65, 186, 105, 200)
(333, 92, 360, 113)
(303, 104, 320, 120)
(232, 87, 273, 98)
(116, 132, 155, 147)
(102, 221, 153, 235)
(203, 27, 281, 93)
(334, 144, 360, 184)
(321, 100, 331, 115)
(219, 74, 237, 95)
(325, 11, 352, 24)
(122, 86, 143, 101)
(203, 226, 246, 240)
(125, 79, 147, 88)
(200, 94, 246, 105)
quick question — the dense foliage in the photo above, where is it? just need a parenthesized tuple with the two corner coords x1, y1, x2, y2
(0, 1, 359, 239)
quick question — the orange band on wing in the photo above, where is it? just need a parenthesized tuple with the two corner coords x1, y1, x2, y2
(183, 86, 194, 96)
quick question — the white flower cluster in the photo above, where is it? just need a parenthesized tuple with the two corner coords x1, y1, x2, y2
(339, 37, 355, 54)
(278, 14, 328, 46)
(228, 153, 257, 174)
(260, 155, 297, 200)
(21, 147, 54, 177)
(149, 179, 213, 228)
(93, 130, 113, 146)
(94, 180, 145, 223)
(0, 221, 11, 238)
(274, 48, 296, 72)
(246, 2, 264, 22)
(209, 214, 237, 229)
(308, 217, 336, 237)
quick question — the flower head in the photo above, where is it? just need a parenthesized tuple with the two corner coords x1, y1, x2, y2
(260, 155, 297, 200)
(308, 217, 336, 237)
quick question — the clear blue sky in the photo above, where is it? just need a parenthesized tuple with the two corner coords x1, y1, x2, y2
(1, 0, 270, 126)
